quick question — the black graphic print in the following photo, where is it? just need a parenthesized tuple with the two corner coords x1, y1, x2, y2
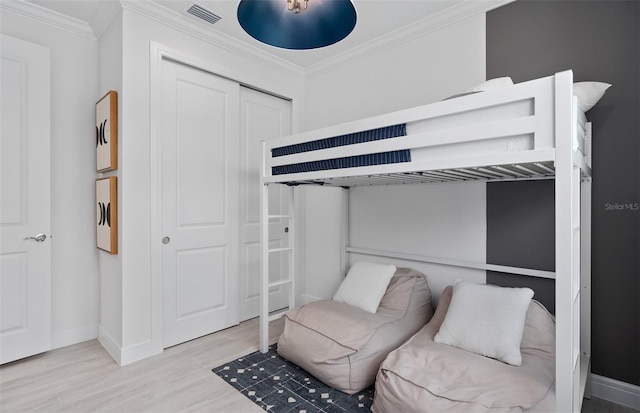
(96, 119, 108, 147)
(97, 202, 110, 227)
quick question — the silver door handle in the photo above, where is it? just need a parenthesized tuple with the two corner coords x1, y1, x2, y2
(25, 233, 47, 242)
(162, 236, 171, 244)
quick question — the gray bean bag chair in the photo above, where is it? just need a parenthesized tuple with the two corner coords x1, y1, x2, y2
(372, 285, 556, 413)
(277, 267, 433, 394)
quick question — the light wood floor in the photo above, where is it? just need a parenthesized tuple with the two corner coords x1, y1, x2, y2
(2, 318, 638, 413)
(0, 318, 284, 412)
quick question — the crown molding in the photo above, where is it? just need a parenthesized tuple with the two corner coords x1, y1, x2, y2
(0, 0, 96, 40)
(305, 0, 515, 79)
(120, 0, 305, 80)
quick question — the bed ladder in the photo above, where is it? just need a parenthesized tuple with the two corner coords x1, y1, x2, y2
(259, 183, 296, 353)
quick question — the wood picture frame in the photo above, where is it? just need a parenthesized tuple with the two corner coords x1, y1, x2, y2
(96, 90, 118, 172)
(96, 176, 118, 254)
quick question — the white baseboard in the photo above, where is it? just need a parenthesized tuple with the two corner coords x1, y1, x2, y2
(591, 374, 640, 410)
(51, 325, 98, 349)
(98, 325, 122, 365)
(98, 327, 164, 366)
(120, 340, 162, 366)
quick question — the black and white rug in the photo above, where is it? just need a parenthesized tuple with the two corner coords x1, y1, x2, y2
(212, 345, 374, 412)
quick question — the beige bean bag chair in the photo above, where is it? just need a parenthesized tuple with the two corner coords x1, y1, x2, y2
(372, 285, 556, 413)
(277, 267, 433, 394)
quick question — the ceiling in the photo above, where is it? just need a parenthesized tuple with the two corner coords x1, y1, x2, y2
(26, 0, 475, 69)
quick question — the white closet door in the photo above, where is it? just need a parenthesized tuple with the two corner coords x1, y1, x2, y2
(0, 35, 51, 364)
(239, 87, 291, 321)
(161, 59, 240, 348)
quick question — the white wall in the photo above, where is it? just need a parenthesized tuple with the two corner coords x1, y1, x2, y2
(97, 11, 124, 357)
(304, 15, 486, 131)
(348, 183, 486, 301)
(0, 10, 100, 348)
(112, 6, 305, 364)
(299, 186, 345, 303)
(301, 15, 487, 300)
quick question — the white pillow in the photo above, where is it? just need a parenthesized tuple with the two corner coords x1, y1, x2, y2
(333, 262, 396, 313)
(573, 81, 611, 112)
(463, 77, 514, 93)
(434, 281, 533, 366)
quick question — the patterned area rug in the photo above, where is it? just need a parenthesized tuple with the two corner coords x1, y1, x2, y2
(213, 345, 374, 412)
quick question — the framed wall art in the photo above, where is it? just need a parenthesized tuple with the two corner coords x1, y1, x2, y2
(96, 176, 118, 254)
(96, 90, 118, 172)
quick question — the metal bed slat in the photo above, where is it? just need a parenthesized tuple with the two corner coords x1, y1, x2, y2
(476, 167, 513, 178)
(493, 165, 527, 177)
(413, 172, 458, 182)
(306, 162, 562, 187)
(520, 163, 550, 175)
(535, 162, 556, 174)
(389, 173, 446, 184)
(295, 163, 560, 188)
(513, 164, 545, 176)
(441, 169, 486, 180)
(456, 168, 498, 179)
(416, 170, 466, 182)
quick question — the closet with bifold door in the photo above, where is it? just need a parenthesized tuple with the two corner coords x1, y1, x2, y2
(160, 58, 291, 348)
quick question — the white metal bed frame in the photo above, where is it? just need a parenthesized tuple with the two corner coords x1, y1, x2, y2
(259, 70, 591, 412)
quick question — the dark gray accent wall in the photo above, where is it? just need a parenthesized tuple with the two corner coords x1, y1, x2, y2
(487, 180, 555, 271)
(487, 0, 640, 386)
(486, 180, 556, 313)
(488, 271, 555, 314)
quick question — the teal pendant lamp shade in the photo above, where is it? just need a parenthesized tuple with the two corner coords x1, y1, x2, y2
(238, 0, 357, 50)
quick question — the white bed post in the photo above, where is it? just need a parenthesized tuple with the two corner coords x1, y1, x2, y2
(555, 70, 582, 412)
(581, 176, 592, 400)
(259, 141, 269, 353)
(340, 187, 350, 274)
(287, 185, 296, 319)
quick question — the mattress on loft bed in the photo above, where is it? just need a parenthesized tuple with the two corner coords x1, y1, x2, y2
(271, 124, 411, 176)
(268, 76, 590, 178)
(268, 90, 532, 177)
(371, 286, 557, 413)
(270, 117, 539, 177)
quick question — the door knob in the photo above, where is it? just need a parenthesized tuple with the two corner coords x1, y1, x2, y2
(162, 236, 171, 244)
(25, 234, 47, 242)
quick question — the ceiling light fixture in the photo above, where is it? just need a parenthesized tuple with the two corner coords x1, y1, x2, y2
(287, 0, 308, 14)
(237, 0, 357, 50)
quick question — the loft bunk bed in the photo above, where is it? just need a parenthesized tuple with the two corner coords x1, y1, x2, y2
(259, 70, 592, 412)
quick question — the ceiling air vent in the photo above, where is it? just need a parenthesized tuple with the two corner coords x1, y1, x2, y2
(186, 4, 222, 25)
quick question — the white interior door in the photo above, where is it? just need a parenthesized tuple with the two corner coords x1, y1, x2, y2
(0, 34, 51, 364)
(161, 59, 240, 348)
(239, 87, 292, 321)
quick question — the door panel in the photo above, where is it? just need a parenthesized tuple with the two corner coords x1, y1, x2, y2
(176, 247, 226, 317)
(239, 87, 292, 321)
(161, 59, 240, 348)
(0, 34, 51, 364)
